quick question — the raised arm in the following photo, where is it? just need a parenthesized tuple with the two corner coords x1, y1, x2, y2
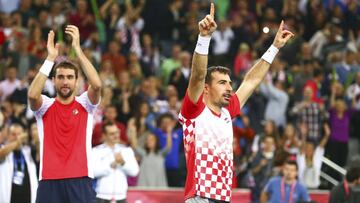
(65, 25, 102, 105)
(187, 3, 217, 103)
(236, 21, 294, 108)
(28, 31, 59, 111)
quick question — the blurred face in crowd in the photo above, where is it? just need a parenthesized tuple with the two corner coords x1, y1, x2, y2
(8, 124, 24, 143)
(101, 60, 113, 74)
(303, 86, 313, 101)
(53, 67, 77, 99)
(6, 67, 17, 81)
(146, 133, 157, 150)
(263, 136, 275, 153)
(283, 163, 298, 182)
(304, 142, 315, 158)
(104, 124, 120, 145)
(77, 0, 88, 12)
(205, 72, 233, 107)
(109, 41, 120, 54)
(139, 102, 149, 117)
(159, 116, 175, 132)
(118, 71, 130, 87)
(335, 99, 347, 114)
(104, 106, 117, 121)
(180, 51, 191, 68)
(284, 124, 295, 139)
(171, 45, 182, 60)
(264, 120, 275, 136)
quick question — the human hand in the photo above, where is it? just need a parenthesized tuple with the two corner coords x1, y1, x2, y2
(198, 3, 217, 37)
(272, 21, 294, 49)
(65, 25, 81, 51)
(114, 152, 125, 165)
(46, 30, 59, 61)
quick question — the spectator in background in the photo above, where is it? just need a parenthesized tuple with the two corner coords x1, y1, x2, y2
(303, 68, 325, 104)
(127, 101, 153, 148)
(169, 51, 191, 99)
(233, 42, 253, 78)
(147, 113, 183, 187)
(101, 40, 127, 76)
(115, 0, 145, 57)
(291, 86, 325, 144)
(160, 44, 181, 86)
(99, 0, 122, 46)
(327, 83, 356, 173)
(279, 123, 301, 156)
(93, 121, 139, 203)
(129, 127, 172, 187)
(250, 135, 276, 203)
(140, 33, 160, 77)
(93, 105, 128, 147)
(260, 78, 289, 130)
(334, 49, 359, 86)
(68, 0, 96, 41)
(297, 124, 330, 189)
(8, 36, 40, 78)
(260, 160, 310, 203)
(0, 123, 38, 203)
(329, 166, 360, 203)
(0, 66, 21, 101)
(211, 19, 234, 67)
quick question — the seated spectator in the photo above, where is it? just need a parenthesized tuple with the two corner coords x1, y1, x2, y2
(93, 121, 139, 203)
(0, 123, 38, 203)
(260, 160, 310, 203)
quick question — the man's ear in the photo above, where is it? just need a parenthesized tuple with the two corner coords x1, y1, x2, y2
(204, 83, 210, 94)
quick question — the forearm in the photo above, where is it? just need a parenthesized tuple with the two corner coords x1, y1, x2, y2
(243, 60, 271, 88)
(75, 48, 102, 90)
(0, 141, 18, 160)
(28, 73, 48, 100)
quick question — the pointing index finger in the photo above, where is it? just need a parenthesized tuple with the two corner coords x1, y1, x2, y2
(210, 2, 215, 18)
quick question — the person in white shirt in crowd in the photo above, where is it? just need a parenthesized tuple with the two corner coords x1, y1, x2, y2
(0, 66, 21, 102)
(93, 121, 139, 203)
(297, 123, 330, 189)
(211, 19, 234, 66)
(0, 123, 38, 203)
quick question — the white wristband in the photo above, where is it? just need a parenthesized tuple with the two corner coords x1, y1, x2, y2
(39, 60, 55, 77)
(261, 45, 279, 64)
(194, 35, 211, 55)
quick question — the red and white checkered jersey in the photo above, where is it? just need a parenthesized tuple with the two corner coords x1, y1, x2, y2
(179, 92, 240, 202)
(33, 92, 98, 180)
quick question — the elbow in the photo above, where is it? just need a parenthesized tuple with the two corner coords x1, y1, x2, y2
(27, 91, 39, 101)
(92, 82, 102, 92)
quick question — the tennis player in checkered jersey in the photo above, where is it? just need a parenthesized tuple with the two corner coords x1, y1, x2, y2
(178, 3, 294, 203)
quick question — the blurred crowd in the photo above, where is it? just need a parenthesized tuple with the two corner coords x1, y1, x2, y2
(1, 0, 360, 202)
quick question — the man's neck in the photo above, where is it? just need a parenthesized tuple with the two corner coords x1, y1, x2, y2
(204, 97, 222, 115)
(284, 178, 296, 185)
(56, 95, 75, 105)
(106, 142, 115, 149)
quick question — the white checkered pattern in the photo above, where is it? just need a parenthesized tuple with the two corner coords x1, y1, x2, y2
(179, 106, 233, 202)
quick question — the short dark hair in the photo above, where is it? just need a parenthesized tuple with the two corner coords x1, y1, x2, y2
(52, 61, 79, 79)
(102, 121, 117, 134)
(156, 113, 175, 127)
(346, 167, 360, 183)
(313, 68, 324, 78)
(205, 66, 231, 84)
(284, 159, 298, 170)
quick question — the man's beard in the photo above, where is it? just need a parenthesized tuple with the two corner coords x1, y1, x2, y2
(56, 87, 74, 99)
